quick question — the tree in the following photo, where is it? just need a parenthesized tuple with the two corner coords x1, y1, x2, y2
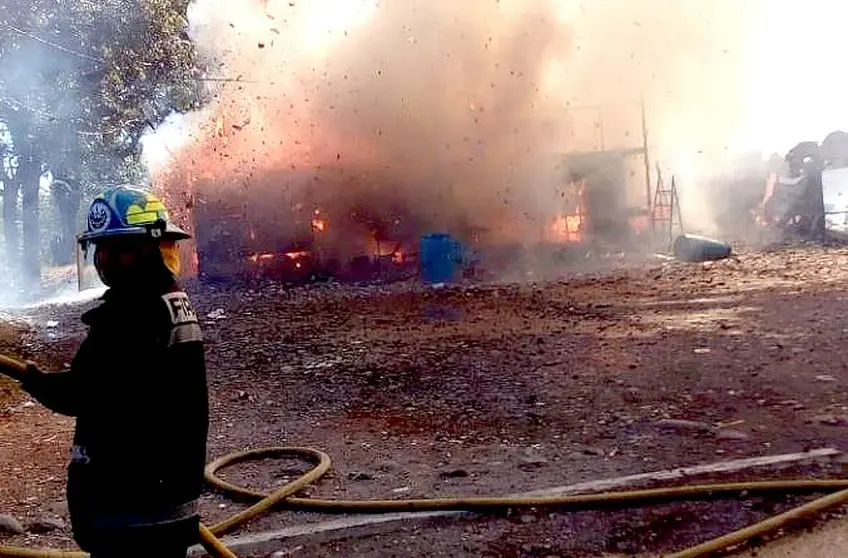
(0, 125, 19, 288)
(0, 0, 207, 295)
(49, 178, 81, 266)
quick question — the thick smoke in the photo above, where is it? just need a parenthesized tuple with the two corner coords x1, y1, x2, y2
(148, 0, 765, 261)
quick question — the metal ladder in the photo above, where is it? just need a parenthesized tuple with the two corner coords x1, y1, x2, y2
(651, 165, 683, 248)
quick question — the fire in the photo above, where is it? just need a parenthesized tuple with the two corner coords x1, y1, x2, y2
(629, 214, 650, 233)
(752, 172, 779, 227)
(369, 236, 406, 263)
(552, 214, 584, 243)
(310, 209, 326, 232)
(214, 115, 225, 138)
(247, 250, 310, 263)
(246, 250, 312, 268)
(247, 251, 276, 263)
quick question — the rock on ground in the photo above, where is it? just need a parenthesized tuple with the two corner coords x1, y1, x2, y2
(0, 514, 24, 536)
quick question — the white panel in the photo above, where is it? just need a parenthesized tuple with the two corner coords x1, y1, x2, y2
(822, 168, 848, 232)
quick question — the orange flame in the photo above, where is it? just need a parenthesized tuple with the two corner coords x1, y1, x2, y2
(629, 214, 650, 233)
(247, 252, 275, 263)
(246, 250, 312, 265)
(552, 214, 584, 242)
(752, 171, 779, 227)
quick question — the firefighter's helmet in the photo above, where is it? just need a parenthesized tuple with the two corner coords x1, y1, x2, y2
(78, 185, 190, 247)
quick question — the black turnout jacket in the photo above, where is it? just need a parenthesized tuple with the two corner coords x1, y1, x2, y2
(23, 282, 208, 544)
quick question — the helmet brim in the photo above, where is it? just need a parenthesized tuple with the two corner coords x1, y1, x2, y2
(78, 224, 192, 245)
(164, 223, 192, 240)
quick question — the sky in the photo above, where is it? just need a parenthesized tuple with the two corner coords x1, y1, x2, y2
(737, 0, 848, 155)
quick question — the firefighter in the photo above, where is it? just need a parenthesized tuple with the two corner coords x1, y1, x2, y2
(13, 186, 209, 558)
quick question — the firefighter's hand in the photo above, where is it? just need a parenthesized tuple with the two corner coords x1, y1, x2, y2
(23, 361, 44, 381)
(0, 356, 41, 383)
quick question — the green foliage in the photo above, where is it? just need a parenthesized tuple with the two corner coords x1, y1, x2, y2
(0, 0, 208, 290)
(0, 0, 208, 191)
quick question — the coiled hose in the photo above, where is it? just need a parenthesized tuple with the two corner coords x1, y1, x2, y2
(2, 355, 848, 558)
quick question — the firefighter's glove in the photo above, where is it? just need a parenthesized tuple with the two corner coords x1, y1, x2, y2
(0, 357, 41, 383)
(23, 361, 43, 381)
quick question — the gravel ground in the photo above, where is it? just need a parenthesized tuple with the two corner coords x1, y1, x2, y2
(3, 244, 848, 556)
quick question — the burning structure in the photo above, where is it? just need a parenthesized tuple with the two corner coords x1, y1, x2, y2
(552, 149, 652, 246)
(191, 142, 653, 283)
(140, 0, 765, 284)
(193, 166, 424, 282)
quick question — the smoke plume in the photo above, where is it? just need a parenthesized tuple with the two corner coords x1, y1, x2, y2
(148, 0, 766, 259)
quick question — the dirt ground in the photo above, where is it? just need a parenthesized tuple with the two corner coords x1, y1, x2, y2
(728, 515, 848, 558)
(3, 244, 848, 556)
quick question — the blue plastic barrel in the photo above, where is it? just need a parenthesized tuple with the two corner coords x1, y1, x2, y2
(420, 233, 457, 284)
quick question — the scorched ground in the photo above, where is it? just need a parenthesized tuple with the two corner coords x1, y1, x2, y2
(2, 245, 848, 556)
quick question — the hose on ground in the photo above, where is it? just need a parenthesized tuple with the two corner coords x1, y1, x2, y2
(4, 445, 847, 558)
(1, 356, 848, 557)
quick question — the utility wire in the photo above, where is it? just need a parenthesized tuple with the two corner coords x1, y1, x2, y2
(0, 95, 58, 121)
(0, 96, 115, 137)
(0, 22, 268, 87)
(0, 22, 105, 64)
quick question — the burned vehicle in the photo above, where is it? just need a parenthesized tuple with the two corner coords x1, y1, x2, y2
(755, 131, 848, 239)
(756, 141, 826, 237)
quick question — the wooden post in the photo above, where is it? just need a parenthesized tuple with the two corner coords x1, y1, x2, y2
(641, 97, 653, 232)
(672, 175, 684, 238)
(75, 235, 84, 292)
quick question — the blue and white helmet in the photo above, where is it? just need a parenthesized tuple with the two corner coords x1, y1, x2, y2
(79, 185, 190, 246)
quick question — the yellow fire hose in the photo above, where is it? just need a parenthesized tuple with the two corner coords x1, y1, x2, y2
(2, 354, 848, 558)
